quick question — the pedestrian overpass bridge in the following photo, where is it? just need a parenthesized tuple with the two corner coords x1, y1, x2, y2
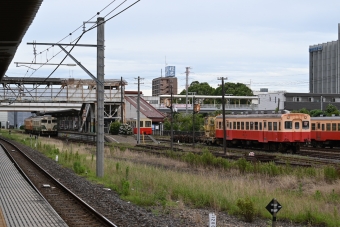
(0, 77, 259, 114)
(0, 77, 126, 117)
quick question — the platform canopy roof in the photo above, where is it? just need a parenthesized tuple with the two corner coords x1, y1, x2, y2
(0, 0, 43, 81)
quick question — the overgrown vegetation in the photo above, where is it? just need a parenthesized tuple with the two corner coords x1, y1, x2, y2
(3, 132, 340, 226)
(236, 197, 256, 222)
(292, 104, 340, 117)
(110, 121, 121, 135)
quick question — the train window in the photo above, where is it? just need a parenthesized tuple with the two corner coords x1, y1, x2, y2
(237, 122, 240, 130)
(246, 122, 249, 130)
(259, 122, 262, 130)
(273, 122, 277, 131)
(332, 123, 336, 131)
(241, 122, 244, 130)
(311, 123, 316, 130)
(295, 122, 299, 129)
(338, 123, 340, 131)
(42, 120, 47, 123)
(140, 121, 144, 127)
(264, 122, 267, 129)
(317, 123, 320, 130)
(218, 122, 222, 129)
(322, 124, 325, 131)
(302, 121, 309, 129)
(326, 123, 331, 131)
(284, 121, 292, 129)
(255, 122, 258, 130)
(233, 122, 236, 129)
(268, 122, 272, 130)
(146, 121, 151, 127)
(279, 122, 281, 130)
(250, 122, 254, 130)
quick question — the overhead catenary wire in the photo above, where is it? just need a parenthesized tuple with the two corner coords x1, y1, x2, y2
(25, 0, 134, 79)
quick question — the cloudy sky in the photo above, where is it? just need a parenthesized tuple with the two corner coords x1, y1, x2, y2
(6, 0, 340, 96)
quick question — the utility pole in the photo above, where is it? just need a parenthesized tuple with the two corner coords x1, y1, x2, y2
(192, 94, 195, 147)
(218, 77, 228, 154)
(121, 76, 124, 123)
(135, 76, 144, 144)
(170, 84, 174, 151)
(96, 17, 105, 177)
(185, 67, 190, 114)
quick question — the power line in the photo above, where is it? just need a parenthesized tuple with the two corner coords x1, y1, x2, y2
(23, 0, 133, 78)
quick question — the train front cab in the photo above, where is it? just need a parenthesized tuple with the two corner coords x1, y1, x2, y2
(279, 113, 310, 144)
(311, 117, 340, 148)
(127, 118, 152, 135)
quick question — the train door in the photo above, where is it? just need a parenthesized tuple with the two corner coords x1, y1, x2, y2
(292, 119, 301, 141)
(316, 123, 323, 141)
(263, 120, 268, 142)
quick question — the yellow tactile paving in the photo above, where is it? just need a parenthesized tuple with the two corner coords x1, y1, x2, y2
(0, 208, 7, 227)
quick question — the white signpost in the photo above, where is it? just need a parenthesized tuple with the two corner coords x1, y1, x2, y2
(209, 213, 216, 227)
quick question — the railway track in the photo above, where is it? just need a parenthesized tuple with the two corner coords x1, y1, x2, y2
(0, 136, 117, 227)
(1, 134, 191, 226)
(131, 141, 340, 168)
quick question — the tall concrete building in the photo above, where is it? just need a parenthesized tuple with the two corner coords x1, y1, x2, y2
(152, 76, 178, 96)
(309, 24, 340, 94)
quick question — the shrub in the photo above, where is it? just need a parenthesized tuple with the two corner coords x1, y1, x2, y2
(121, 179, 130, 196)
(236, 158, 252, 174)
(73, 161, 86, 174)
(119, 123, 133, 135)
(236, 197, 255, 222)
(110, 121, 121, 135)
(324, 166, 338, 183)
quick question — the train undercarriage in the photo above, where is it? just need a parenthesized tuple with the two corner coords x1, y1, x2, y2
(311, 140, 340, 149)
(173, 134, 303, 153)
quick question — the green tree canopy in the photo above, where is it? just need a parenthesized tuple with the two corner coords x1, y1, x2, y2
(325, 104, 339, 116)
(178, 81, 215, 104)
(309, 109, 325, 117)
(214, 82, 254, 104)
(163, 112, 204, 132)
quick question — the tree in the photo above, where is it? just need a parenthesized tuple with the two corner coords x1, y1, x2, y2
(178, 81, 215, 104)
(298, 108, 309, 114)
(325, 104, 339, 116)
(309, 109, 325, 117)
(163, 112, 204, 132)
(214, 82, 254, 104)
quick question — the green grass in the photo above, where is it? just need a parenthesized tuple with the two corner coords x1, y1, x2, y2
(2, 132, 340, 226)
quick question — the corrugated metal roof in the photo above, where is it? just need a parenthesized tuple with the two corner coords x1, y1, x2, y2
(125, 96, 165, 122)
(0, 0, 43, 80)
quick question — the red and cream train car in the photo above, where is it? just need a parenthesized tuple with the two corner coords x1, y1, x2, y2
(310, 117, 340, 148)
(214, 113, 311, 153)
(126, 118, 153, 135)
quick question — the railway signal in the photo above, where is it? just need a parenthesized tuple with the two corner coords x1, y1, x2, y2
(265, 198, 282, 227)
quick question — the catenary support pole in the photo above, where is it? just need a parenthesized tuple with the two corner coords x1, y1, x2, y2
(137, 76, 141, 144)
(96, 17, 105, 177)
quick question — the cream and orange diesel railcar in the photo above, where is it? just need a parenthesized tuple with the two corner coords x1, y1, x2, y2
(204, 113, 310, 153)
(311, 116, 340, 148)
